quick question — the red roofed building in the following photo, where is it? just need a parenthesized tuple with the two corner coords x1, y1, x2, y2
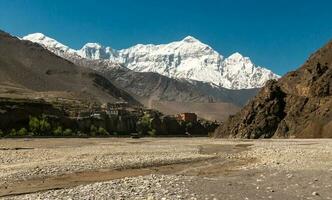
(176, 113, 197, 122)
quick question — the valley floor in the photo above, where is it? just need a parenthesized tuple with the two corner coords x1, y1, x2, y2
(0, 138, 331, 199)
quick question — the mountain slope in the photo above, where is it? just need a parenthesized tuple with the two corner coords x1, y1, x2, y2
(22, 33, 263, 121)
(87, 63, 260, 120)
(53, 52, 258, 121)
(23, 33, 279, 90)
(214, 39, 332, 138)
(0, 30, 140, 105)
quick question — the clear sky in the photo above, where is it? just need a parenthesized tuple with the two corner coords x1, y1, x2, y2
(1, 0, 332, 75)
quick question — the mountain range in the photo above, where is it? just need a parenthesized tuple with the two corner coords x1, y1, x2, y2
(2, 29, 330, 138)
(23, 33, 279, 90)
(20, 33, 280, 120)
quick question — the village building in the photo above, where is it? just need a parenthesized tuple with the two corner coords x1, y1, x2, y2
(106, 102, 130, 116)
(176, 113, 197, 122)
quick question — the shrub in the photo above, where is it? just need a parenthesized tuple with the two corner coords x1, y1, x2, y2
(9, 129, 17, 137)
(0, 129, 4, 137)
(53, 126, 63, 136)
(76, 131, 88, 137)
(63, 128, 73, 136)
(186, 122, 193, 128)
(90, 125, 97, 137)
(148, 129, 156, 137)
(17, 128, 28, 136)
(97, 127, 109, 136)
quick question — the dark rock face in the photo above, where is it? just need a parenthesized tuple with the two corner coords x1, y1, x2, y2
(215, 80, 287, 138)
(214, 40, 332, 138)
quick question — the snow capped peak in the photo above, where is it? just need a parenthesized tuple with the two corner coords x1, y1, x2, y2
(228, 52, 244, 61)
(22, 33, 114, 60)
(82, 42, 103, 49)
(23, 33, 280, 89)
(182, 35, 200, 43)
(23, 33, 75, 54)
(24, 32, 46, 40)
(78, 42, 116, 60)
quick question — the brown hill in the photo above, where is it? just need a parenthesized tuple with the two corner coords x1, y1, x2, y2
(214, 40, 332, 138)
(0, 30, 140, 105)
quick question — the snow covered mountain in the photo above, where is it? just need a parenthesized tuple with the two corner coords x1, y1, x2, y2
(23, 33, 279, 89)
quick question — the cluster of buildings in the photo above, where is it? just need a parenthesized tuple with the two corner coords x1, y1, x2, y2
(72, 101, 198, 123)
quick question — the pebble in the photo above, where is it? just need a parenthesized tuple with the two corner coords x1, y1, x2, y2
(312, 191, 319, 196)
(1, 139, 332, 199)
(7, 174, 198, 200)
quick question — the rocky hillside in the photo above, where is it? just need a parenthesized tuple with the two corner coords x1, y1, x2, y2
(214, 40, 332, 138)
(0, 30, 140, 105)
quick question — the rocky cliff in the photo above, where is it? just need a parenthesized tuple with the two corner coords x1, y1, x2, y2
(214, 40, 332, 138)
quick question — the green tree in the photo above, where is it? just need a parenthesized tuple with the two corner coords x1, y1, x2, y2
(39, 118, 51, 135)
(97, 127, 109, 136)
(29, 117, 40, 134)
(137, 114, 152, 135)
(29, 116, 51, 136)
(17, 128, 28, 136)
(0, 129, 4, 137)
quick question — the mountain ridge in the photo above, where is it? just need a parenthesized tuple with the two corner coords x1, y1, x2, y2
(22, 32, 264, 121)
(0, 30, 140, 106)
(23, 33, 280, 90)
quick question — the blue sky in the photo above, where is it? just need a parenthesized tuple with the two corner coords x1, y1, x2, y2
(1, 0, 332, 75)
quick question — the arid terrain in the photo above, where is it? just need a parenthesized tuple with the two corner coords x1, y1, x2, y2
(0, 138, 331, 199)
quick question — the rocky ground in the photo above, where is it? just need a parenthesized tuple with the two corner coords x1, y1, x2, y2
(0, 138, 331, 199)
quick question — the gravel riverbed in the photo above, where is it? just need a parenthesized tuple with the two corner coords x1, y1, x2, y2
(0, 138, 331, 199)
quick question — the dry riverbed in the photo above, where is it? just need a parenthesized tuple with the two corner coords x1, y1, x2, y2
(0, 138, 331, 199)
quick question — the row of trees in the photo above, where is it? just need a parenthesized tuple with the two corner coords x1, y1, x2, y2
(0, 117, 110, 137)
(0, 113, 218, 138)
(136, 113, 198, 136)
